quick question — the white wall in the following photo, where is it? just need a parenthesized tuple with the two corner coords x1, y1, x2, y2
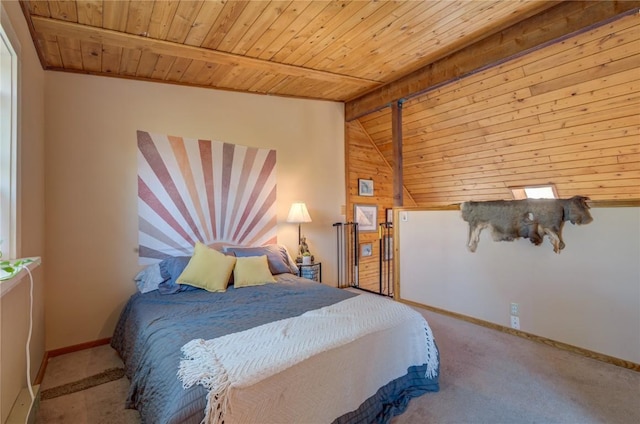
(0, 0, 46, 421)
(44, 73, 345, 350)
(397, 207, 640, 364)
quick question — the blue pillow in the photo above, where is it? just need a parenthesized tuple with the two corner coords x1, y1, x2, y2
(158, 256, 200, 294)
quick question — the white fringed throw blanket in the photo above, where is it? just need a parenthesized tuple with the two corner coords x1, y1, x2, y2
(178, 293, 438, 424)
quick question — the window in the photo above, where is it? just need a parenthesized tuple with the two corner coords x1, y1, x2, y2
(510, 184, 558, 200)
(0, 7, 19, 260)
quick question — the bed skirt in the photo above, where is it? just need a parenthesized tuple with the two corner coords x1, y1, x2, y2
(334, 362, 439, 424)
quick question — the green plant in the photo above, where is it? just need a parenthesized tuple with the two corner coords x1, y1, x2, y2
(0, 245, 34, 281)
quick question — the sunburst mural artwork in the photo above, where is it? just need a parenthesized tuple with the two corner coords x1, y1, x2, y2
(137, 130, 277, 264)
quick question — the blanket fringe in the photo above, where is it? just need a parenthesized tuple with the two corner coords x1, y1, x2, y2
(203, 379, 230, 424)
(178, 339, 232, 424)
(423, 321, 439, 379)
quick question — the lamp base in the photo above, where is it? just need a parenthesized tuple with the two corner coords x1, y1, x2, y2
(295, 255, 315, 264)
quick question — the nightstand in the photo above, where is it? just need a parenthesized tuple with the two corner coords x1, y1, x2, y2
(298, 262, 322, 283)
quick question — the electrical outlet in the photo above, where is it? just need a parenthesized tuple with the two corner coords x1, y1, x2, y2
(401, 212, 408, 222)
(510, 302, 519, 316)
(510, 315, 520, 330)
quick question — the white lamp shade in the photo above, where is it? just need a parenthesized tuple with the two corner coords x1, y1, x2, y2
(287, 202, 312, 223)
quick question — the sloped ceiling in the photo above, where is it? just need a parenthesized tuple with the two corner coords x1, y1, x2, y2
(19, 1, 640, 206)
(357, 10, 640, 205)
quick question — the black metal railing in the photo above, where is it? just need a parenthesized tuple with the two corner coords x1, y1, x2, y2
(333, 222, 358, 288)
(333, 220, 393, 297)
(379, 222, 393, 297)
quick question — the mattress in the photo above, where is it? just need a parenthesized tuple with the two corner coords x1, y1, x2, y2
(111, 273, 439, 423)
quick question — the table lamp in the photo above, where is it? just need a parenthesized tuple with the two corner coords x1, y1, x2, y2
(287, 202, 312, 246)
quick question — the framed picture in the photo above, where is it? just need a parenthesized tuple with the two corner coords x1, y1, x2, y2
(383, 235, 393, 261)
(385, 208, 393, 224)
(360, 242, 373, 257)
(354, 204, 377, 232)
(358, 178, 374, 196)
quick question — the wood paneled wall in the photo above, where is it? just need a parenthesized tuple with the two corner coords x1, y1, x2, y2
(345, 121, 416, 291)
(352, 12, 639, 208)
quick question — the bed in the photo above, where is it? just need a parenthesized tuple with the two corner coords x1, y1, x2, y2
(111, 245, 439, 424)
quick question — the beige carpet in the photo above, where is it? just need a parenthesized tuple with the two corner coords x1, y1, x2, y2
(36, 345, 140, 424)
(40, 367, 125, 400)
(394, 308, 640, 424)
(36, 304, 640, 424)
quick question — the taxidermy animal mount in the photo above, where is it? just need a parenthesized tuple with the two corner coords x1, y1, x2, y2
(460, 196, 593, 253)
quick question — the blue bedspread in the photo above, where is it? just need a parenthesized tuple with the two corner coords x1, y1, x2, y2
(111, 274, 439, 423)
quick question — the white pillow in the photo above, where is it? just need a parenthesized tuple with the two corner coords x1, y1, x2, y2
(134, 263, 166, 293)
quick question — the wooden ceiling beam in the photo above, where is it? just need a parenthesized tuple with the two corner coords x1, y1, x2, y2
(30, 15, 382, 89)
(345, 0, 640, 121)
(391, 101, 403, 207)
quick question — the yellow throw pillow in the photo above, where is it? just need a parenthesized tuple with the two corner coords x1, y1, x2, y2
(177, 242, 236, 292)
(233, 255, 276, 288)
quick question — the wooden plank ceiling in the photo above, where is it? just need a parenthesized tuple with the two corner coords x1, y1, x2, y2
(21, 0, 557, 102)
(20, 1, 639, 208)
(356, 11, 640, 205)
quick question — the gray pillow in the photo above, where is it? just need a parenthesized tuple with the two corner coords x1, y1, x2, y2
(157, 256, 200, 294)
(225, 245, 296, 275)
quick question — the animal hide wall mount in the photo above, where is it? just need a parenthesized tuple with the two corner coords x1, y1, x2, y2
(460, 196, 593, 253)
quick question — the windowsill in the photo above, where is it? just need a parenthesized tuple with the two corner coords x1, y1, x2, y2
(0, 257, 41, 298)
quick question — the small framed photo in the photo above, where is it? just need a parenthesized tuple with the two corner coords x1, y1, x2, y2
(360, 242, 373, 257)
(385, 208, 393, 224)
(383, 235, 393, 261)
(354, 204, 377, 232)
(358, 179, 374, 196)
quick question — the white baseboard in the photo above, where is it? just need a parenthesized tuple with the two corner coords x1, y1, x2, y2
(6, 385, 40, 424)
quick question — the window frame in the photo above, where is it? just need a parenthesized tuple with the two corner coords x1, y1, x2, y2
(510, 184, 558, 200)
(0, 4, 21, 261)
